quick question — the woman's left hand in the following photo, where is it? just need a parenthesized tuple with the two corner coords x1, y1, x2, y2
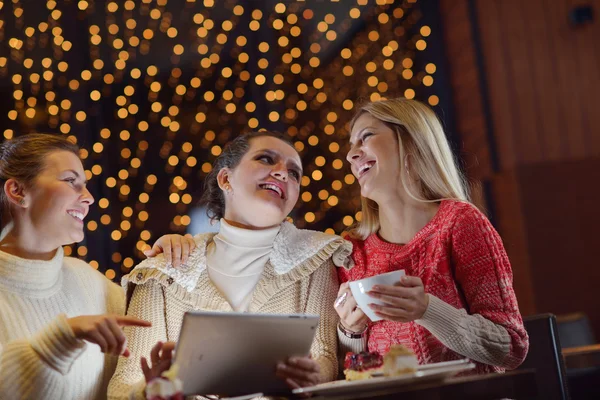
(276, 356, 321, 391)
(368, 275, 430, 322)
(141, 341, 177, 384)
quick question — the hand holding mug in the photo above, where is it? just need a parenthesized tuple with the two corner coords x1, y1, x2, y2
(334, 282, 369, 333)
(368, 275, 429, 322)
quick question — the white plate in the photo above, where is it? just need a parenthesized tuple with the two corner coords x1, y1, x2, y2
(370, 358, 472, 376)
(292, 360, 475, 396)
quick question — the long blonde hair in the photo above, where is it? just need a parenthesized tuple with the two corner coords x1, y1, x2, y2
(350, 98, 470, 239)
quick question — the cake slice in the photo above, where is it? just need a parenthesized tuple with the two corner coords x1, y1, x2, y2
(383, 344, 418, 376)
(343, 351, 384, 381)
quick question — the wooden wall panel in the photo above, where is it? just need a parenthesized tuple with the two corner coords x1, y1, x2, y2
(438, 0, 493, 181)
(497, 0, 545, 164)
(442, 0, 600, 166)
(474, 0, 519, 170)
(517, 157, 600, 335)
(474, 0, 600, 165)
(569, 0, 600, 156)
(520, 0, 565, 161)
(546, 0, 589, 159)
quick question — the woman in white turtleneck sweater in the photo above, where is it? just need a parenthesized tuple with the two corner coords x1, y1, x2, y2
(108, 132, 352, 399)
(0, 134, 150, 399)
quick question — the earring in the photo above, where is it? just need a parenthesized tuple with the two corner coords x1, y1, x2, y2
(19, 199, 25, 206)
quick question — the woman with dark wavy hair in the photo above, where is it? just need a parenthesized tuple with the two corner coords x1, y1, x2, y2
(109, 131, 351, 399)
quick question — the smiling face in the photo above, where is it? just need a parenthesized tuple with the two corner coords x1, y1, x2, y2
(23, 150, 95, 247)
(220, 136, 302, 229)
(347, 113, 404, 204)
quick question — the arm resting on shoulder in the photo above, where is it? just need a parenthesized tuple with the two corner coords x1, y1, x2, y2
(304, 262, 341, 382)
(107, 282, 168, 400)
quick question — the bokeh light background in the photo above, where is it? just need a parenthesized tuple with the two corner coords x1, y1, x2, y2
(0, 0, 451, 280)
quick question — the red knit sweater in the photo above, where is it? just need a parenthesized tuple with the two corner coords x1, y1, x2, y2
(339, 200, 529, 374)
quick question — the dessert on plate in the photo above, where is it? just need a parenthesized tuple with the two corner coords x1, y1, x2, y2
(383, 344, 419, 376)
(343, 345, 419, 381)
(343, 351, 384, 381)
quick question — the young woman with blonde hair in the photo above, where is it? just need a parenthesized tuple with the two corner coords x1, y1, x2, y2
(334, 98, 528, 374)
(0, 134, 150, 399)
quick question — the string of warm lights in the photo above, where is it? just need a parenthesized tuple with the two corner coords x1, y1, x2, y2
(0, 0, 439, 281)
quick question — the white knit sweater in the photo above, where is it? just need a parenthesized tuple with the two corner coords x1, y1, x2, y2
(0, 247, 125, 399)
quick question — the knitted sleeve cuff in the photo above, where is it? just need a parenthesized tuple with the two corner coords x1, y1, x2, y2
(337, 325, 368, 355)
(415, 294, 512, 366)
(29, 313, 87, 375)
(415, 294, 465, 339)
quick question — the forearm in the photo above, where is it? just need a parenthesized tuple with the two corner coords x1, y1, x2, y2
(108, 283, 169, 400)
(0, 314, 87, 398)
(337, 326, 367, 355)
(416, 295, 513, 367)
(305, 264, 340, 382)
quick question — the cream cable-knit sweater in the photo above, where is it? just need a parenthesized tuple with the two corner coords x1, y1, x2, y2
(0, 247, 125, 399)
(108, 222, 353, 400)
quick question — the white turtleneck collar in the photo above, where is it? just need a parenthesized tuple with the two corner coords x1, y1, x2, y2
(206, 219, 280, 310)
(0, 246, 64, 297)
(218, 219, 280, 248)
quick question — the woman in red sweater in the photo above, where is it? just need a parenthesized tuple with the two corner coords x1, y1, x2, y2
(335, 98, 528, 374)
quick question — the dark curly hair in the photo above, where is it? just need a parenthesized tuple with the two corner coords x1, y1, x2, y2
(199, 131, 296, 221)
(0, 133, 80, 228)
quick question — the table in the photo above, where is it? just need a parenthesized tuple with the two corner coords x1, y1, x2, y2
(310, 369, 538, 400)
(562, 343, 600, 369)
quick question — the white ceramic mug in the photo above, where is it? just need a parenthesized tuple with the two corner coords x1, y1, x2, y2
(349, 270, 406, 322)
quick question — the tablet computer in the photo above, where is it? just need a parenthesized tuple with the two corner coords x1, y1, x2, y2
(173, 311, 320, 397)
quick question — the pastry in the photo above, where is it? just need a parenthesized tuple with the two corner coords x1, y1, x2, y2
(383, 344, 418, 376)
(343, 351, 384, 381)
